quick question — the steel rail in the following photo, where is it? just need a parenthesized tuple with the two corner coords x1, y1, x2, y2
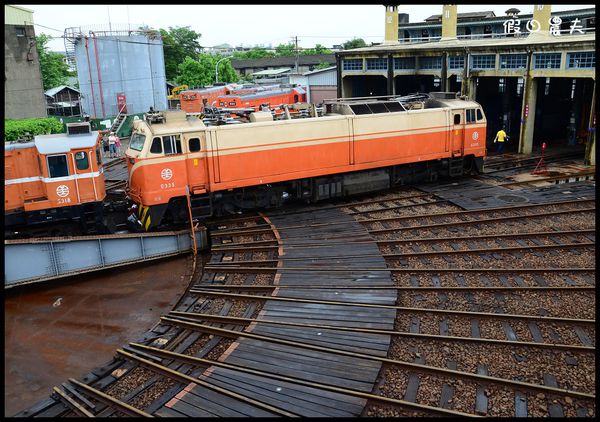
(482, 151, 582, 171)
(115, 349, 298, 417)
(209, 201, 595, 237)
(202, 265, 594, 274)
(67, 378, 153, 418)
(367, 208, 595, 234)
(205, 191, 432, 227)
(188, 289, 595, 324)
(344, 198, 448, 215)
(210, 229, 596, 252)
(260, 191, 434, 217)
(207, 241, 595, 266)
(358, 204, 595, 225)
(192, 284, 595, 292)
(168, 311, 596, 352)
(157, 317, 596, 400)
(52, 386, 95, 418)
(126, 342, 480, 418)
(499, 170, 596, 187)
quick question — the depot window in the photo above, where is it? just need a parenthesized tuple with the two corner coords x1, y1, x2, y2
(75, 151, 89, 170)
(470, 54, 496, 70)
(47, 155, 69, 178)
(342, 59, 363, 71)
(16, 27, 26, 37)
(393, 57, 416, 70)
(366, 58, 388, 70)
(448, 56, 465, 69)
(567, 52, 595, 69)
(499, 54, 527, 69)
(419, 56, 442, 70)
(533, 53, 561, 69)
(162, 135, 182, 155)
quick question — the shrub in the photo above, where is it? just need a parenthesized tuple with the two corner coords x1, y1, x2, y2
(4, 117, 64, 142)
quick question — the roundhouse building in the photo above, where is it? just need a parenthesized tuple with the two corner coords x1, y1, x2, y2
(335, 5, 596, 164)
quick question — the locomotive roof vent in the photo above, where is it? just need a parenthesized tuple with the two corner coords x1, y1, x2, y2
(66, 122, 92, 135)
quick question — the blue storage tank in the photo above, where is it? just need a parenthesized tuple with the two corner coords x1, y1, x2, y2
(69, 26, 167, 118)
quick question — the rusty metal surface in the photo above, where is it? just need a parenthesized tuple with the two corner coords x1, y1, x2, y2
(4, 255, 192, 417)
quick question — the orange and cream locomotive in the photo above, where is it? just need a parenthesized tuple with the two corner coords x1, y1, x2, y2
(126, 93, 487, 230)
(5, 122, 107, 236)
(216, 86, 307, 113)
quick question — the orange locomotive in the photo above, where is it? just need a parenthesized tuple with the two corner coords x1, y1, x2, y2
(126, 93, 486, 230)
(216, 86, 307, 113)
(179, 84, 264, 114)
(5, 122, 108, 236)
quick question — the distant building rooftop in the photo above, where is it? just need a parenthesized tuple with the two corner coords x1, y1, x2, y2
(252, 68, 292, 76)
(425, 11, 496, 22)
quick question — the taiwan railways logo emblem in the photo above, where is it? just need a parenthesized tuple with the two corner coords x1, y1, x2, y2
(56, 185, 70, 197)
(472, 131, 479, 141)
(161, 168, 173, 181)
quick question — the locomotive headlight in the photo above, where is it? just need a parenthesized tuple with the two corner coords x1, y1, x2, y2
(129, 158, 135, 164)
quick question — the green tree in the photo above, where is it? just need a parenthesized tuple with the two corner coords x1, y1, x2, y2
(175, 55, 238, 87)
(275, 43, 296, 56)
(342, 38, 367, 50)
(232, 47, 275, 60)
(160, 26, 202, 81)
(36, 34, 74, 90)
(314, 62, 332, 70)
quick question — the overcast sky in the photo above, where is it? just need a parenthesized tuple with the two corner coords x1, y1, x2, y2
(18, 3, 595, 52)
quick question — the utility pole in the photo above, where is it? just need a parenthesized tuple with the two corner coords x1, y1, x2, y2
(294, 36, 299, 74)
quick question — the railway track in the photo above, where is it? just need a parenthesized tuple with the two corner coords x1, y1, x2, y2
(14, 186, 595, 417)
(482, 150, 585, 175)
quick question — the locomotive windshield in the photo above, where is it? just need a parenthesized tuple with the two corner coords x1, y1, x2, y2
(129, 132, 146, 151)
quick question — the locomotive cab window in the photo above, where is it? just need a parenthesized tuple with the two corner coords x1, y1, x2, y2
(476, 108, 484, 121)
(466, 109, 476, 123)
(150, 137, 162, 154)
(75, 151, 89, 170)
(189, 138, 201, 152)
(162, 135, 182, 155)
(129, 132, 146, 151)
(454, 114, 461, 124)
(96, 148, 102, 165)
(47, 155, 69, 178)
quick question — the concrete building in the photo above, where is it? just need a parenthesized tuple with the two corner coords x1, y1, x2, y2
(231, 54, 335, 77)
(65, 24, 168, 118)
(336, 5, 596, 164)
(397, 7, 595, 42)
(4, 5, 47, 119)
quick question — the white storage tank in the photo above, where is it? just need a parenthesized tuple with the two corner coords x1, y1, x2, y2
(66, 25, 168, 118)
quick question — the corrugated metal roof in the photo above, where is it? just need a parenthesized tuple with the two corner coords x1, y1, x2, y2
(44, 85, 80, 97)
(303, 66, 336, 76)
(34, 131, 99, 154)
(252, 68, 291, 76)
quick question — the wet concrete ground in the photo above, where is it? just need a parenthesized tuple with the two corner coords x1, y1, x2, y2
(4, 255, 192, 417)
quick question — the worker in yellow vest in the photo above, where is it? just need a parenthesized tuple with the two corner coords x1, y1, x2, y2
(494, 127, 508, 154)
